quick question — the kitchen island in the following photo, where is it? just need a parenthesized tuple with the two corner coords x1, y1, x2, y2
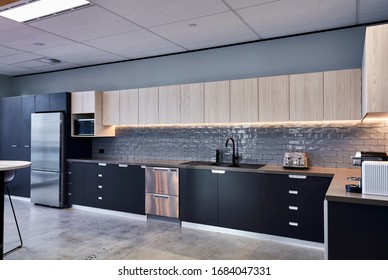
(0, 160, 31, 260)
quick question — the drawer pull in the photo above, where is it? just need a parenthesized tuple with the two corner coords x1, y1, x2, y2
(98, 174, 103, 177)
(24, 145, 30, 148)
(153, 194, 170, 199)
(98, 185, 103, 189)
(118, 164, 128, 168)
(289, 190, 298, 195)
(289, 222, 298, 227)
(289, 206, 298, 211)
(98, 163, 107, 166)
(11, 144, 18, 148)
(289, 175, 306, 179)
(98, 196, 103, 200)
(211, 170, 225, 174)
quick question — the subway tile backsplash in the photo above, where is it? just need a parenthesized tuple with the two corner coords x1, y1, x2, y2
(92, 121, 388, 168)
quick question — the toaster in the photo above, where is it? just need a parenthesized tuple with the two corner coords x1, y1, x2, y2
(283, 151, 309, 169)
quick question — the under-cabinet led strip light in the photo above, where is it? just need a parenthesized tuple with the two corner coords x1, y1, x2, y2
(0, 0, 90, 22)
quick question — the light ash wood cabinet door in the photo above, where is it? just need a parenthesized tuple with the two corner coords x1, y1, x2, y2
(290, 72, 324, 121)
(102, 91, 120, 125)
(324, 69, 361, 120)
(259, 75, 290, 122)
(204, 81, 230, 123)
(180, 83, 204, 124)
(119, 89, 139, 125)
(159, 85, 181, 124)
(362, 24, 388, 116)
(230, 78, 259, 122)
(139, 87, 158, 125)
(71, 91, 95, 114)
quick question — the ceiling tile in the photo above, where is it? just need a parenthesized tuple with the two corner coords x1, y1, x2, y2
(358, 0, 388, 24)
(0, 45, 21, 57)
(32, 43, 104, 60)
(0, 24, 49, 44)
(236, 0, 357, 38)
(0, 52, 42, 64)
(3, 34, 74, 52)
(150, 11, 259, 50)
(224, 0, 279, 9)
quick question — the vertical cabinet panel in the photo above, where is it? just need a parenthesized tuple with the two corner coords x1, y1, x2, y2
(324, 69, 361, 120)
(230, 78, 259, 123)
(204, 81, 230, 123)
(71, 91, 83, 114)
(259, 75, 290, 121)
(159, 85, 181, 124)
(180, 83, 204, 124)
(119, 89, 139, 125)
(290, 72, 324, 121)
(82, 91, 96, 113)
(139, 87, 159, 125)
(102, 91, 120, 125)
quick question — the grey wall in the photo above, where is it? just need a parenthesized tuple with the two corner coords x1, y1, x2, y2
(11, 26, 365, 96)
(0, 75, 13, 97)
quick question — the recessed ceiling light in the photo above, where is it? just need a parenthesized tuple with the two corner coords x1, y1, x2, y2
(0, 0, 90, 22)
(38, 57, 61, 65)
(189, 23, 197, 28)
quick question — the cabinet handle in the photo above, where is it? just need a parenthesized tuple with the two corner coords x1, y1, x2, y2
(98, 185, 103, 189)
(289, 222, 298, 227)
(289, 206, 298, 211)
(211, 170, 225, 174)
(98, 163, 107, 166)
(98, 174, 103, 177)
(288, 190, 298, 195)
(11, 144, 18, 148)
(68, 193, 72, 196)
(153, 167, 170, 172)
(24, 145, 30, 148)
(141, 166, 146, 169)
(153, 194, 170, 199)
(118, 164, 128, 168)
(289, 175, 306, 179)
(98, 196, 103, 200)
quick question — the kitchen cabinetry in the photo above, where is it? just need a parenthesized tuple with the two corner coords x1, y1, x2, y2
(180, 83, 204, 124)
(71, 91, 115, 137)
(258, 75, 290, 122)
(0, 95, 35, 197)
(230, 78, 259, 123)
(120, 89, 139, 125)
(290, 72, 324, 121)
(102, 90, 120, 125)
(139, 87, 158, 125)
(324, 69, 361, 120)
(159, 85, 181, 124)
(35, 92, 69, 113)
(262, 173, 331, 242)
(67, 161, 145, 214)
(180, 168, 262, 232)
(204, 81, 230, 123)
(327, 201, 388, 260)
(362, 23, 388, 118)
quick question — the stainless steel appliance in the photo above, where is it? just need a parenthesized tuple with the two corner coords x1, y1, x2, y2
(30, 113, 65, 207)
(74, 119, 94, 136)
(283, 151, 309, 168)
(145, 167, 179, 219)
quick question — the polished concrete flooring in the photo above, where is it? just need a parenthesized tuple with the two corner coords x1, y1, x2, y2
(3, 198, 324, 260)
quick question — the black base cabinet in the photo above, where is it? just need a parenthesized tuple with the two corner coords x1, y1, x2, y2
(67, 162, 145, 215)
(180, 168, 262, 232)
(262, 173, 332, 243)
(328, 201, 388, 260)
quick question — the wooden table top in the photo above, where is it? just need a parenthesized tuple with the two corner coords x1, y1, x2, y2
(0, 160, 31, 171)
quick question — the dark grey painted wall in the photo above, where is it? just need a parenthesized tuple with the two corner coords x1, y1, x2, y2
(11, 26, 366, 96)
(0, 75, 12, 97)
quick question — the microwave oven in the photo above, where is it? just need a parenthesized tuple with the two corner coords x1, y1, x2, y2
(74, 119, 94, 136)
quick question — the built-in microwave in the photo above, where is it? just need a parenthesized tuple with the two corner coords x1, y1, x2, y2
(74, 119, 94, 136)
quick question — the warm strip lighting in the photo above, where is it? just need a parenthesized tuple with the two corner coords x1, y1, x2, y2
(0, 0, 90, 22)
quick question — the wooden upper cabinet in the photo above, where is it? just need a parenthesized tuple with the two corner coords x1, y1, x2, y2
(324, 69, 361, 120)
(102, 91, 120, 125)
(180, 83, 205, 124)
(204, 81, 230, 123)
(259, 75, 290, 122)
(71, 91, 95, 114)
(230, 78, 259, 122)
(139, 87, 158, 125)
(159, 85, 181, 124)
(290, 72, 324, 121)
(119, 89, 139, 125)
(362, 24, 388, 117)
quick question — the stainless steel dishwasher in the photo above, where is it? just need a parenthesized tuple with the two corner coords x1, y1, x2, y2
(145, 167, 179, 219)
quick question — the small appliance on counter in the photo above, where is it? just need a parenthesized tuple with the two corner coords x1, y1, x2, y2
(346, 151, 388, 194)
(283, 151, 309, 169)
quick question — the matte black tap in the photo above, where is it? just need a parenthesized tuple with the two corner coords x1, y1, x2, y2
(225, 137, 238, 165)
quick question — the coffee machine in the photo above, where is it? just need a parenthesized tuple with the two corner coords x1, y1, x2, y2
(346, 151, 388, 193)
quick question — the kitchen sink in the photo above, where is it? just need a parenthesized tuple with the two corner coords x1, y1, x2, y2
(180, 161, 265, 169)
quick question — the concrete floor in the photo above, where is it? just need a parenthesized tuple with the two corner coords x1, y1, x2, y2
(3, 198, 324, 260)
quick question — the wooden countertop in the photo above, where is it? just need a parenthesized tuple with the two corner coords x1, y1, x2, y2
(0, 160, 31, 171)
(68, 158, 388, 207)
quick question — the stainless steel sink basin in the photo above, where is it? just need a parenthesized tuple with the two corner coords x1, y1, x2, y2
(180, 161, 265, 169)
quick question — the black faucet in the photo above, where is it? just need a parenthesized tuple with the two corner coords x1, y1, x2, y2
(225, 137, 238, 166)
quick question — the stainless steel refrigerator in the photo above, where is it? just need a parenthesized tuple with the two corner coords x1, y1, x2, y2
(30, 112, 65, 207)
